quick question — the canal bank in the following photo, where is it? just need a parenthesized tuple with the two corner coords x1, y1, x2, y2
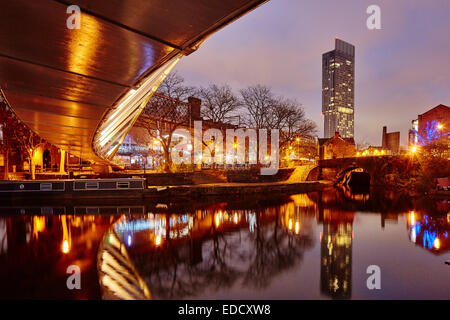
(146, 180, 329, 199)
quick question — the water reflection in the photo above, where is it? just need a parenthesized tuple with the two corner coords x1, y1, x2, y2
(319, 210, 353, 299)
(103, 195, 317, 299)
(407, 211, 449, 253)
(0, 214, 118, 299)
(0, 188, 449, 299)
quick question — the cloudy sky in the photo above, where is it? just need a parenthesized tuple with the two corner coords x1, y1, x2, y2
(174, 0, 450, 146)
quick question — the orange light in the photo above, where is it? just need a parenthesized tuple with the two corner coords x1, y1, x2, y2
(295, 221, 300, 234)
(434, 238, 440, 249)
(410, 211, 415, 225)
(62, 240, 69, 254)
(288, 219, 293, 230)
(234, 143, 238, 149)
(155, 234, 162, 246)
(411, 146, 417, 153)
(215, 213, 220, 227)
(437, 124, 443, 130)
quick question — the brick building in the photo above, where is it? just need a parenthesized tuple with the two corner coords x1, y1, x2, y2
(409, 104, 450, 146)
(382, 126, 400, 154)
(318, 132, 355, 160)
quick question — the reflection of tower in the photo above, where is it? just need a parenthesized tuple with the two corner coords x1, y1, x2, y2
(320, 210, 354, 299)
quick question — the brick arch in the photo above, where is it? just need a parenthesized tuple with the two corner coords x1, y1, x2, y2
(335, 166, 371, 184)
(318, 156, 416, 186)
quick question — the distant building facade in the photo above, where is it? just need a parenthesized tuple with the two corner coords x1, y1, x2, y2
(318, 132, 355, 160)
(381, 126, 400, 154)
(322, 39, 355, 139)
(409, 104, 450, 146)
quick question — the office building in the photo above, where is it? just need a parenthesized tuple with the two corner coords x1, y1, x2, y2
(322, 39, 355, 138)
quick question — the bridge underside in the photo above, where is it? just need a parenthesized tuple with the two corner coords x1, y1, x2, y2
(0, 0, 266, 164)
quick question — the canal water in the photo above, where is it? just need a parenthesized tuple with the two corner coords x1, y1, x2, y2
(0, 187, 449, 300)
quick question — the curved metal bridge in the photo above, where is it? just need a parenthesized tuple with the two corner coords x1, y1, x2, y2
(0, 0, 267, 164)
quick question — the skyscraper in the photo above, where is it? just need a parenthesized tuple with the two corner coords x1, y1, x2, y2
(322, 39, 355, 138)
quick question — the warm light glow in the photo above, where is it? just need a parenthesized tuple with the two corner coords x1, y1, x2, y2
(295, 221, 300, 234)
(289, 146, 293, 150)
(94, 53, 182, 159)
(411, 146, 417, 153)
(288, 219, 293, 230)
(62, 240, 69, 254)
(155, 234, 162, 246)
(410, 211, 415, 225)
(296, 137, 300, 142)
(437, 124, 443, 130)
(215, 214, 220, 227)
(233, 213, 239, 224)
(434, 238, 440, 249)
(234, 143, 238, 149)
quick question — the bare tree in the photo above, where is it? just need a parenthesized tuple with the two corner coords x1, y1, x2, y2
(240, 85, 317, 165)
(157, 72, 195, 102)
(240, 85, 275, 129)
(12, 126, 42, 180)
(0, 94, 42, 180)
(197, 84, 241, 124)
(269, 98, 317, 148)
(0, 99, 18, 180)
(136, 73, 195, 172)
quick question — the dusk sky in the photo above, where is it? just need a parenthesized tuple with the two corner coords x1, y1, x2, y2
(174, 0, 450, 146)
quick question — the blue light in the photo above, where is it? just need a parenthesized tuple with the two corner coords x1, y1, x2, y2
(414, 120, 449, 146)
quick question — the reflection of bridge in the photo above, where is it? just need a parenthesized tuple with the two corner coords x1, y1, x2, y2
(0, 1, 266, 165)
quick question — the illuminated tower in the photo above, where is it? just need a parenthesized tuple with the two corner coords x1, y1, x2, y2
(322, 39, 355, 138)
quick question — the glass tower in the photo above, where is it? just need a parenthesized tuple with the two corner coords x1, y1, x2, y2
(322, 39, 355, 138)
